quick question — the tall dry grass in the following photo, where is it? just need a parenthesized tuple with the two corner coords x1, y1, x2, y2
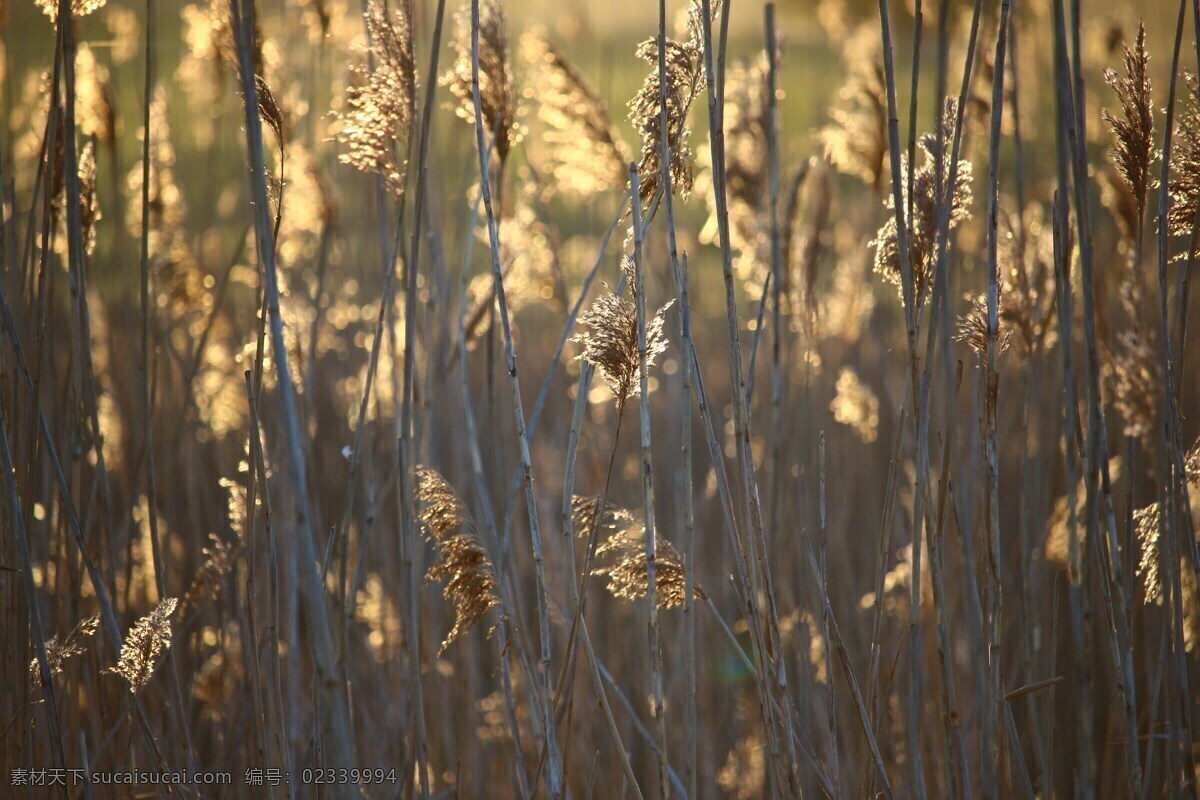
(1, 0, 1199, 797)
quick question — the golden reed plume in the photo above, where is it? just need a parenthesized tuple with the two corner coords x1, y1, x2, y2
(573, 496, 702, 609)
(1101, 21, 1154, 224)
(413, 466, 504, 654)
(107, 598, 178, 694)
(999, 202, 1058, 357)
(442, 0, 519, 161)
(1168, 72, 1200, 250)
(626, 0, 716, 210)
(870, 98, 973, 304)
(35, 0, 107, 22)
(572, 262, 672, 414)
(334, 0, 416, 195)
(821, 23, 887, 192)
(521, 28, 629, 195)
(181, 534, 236, 615)
(956, 292, 1012, 358)
(29, 614, 100, 688)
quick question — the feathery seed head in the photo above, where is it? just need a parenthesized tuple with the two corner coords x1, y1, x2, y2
(626, 0, 716, 211)
(573, 497, 702, 608)
(830, 367, 880, 443)
(1101, 21, 1154, 226)
(870, 99, 973, 303)
(598, 529, 703, 609)
(572, 495, 638, 545)
(442, 0, 520, 161)
(414, 467, 504, 653)
(1000, 202, 1058, 356)
(30, 615, 99, 687)
(1136, 473, 1200, 605)
(36, 0, 107, 22)
(572, 287, 672, 413)
(821, 24, 887, 191)
(256, 74, 286, 150)
(334, 0, 415, 196)
(699, 52, 773, 290)
(956, 292, 1011, 358)
(78, 142, 101, 257)
(1110, 276, 1161, 445)
(1166, 72, 1200, 251)
(108, 598, 178, 693)
(181, 534, 235, 614)
(521, 29, 629, 195)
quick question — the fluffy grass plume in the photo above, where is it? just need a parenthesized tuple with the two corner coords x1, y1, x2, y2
(181, 534, 236, 615)
(575, 497, 703, 609)
(108, 598, 178, 694)
(29, 615, 99, 687)
(1167, 72, 1200, 249)
(442, 0, 519, 161)
(572, 262, 672, 412)
(870, 98, 973, 302)
(599, 530, 704, 609)
(521, 28, 629, 195)
(821, 23, 888, 191)
(626, 0, 715, 209)
(77, 141, 101, 256)
(334, 0, 415, 195)
(413, 466, 504, 653)
(1135, 450, 1200, 605)
(36, 0, 107, 22)
(255, 73, 286, 152)
(956, 292, 1012, 357)
(1110, 276, 1162, 444)
(1045, 457, 1124, 569)
(1102, 21, 1154, 224)
(999, 202, 1058, 356)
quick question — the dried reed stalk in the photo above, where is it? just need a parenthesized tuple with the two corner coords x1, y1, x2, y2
(697, 1, 796, 791)
(1054, 0, 1143, 790)
(228, 0, 357, 788)
(1151, 3, 1200, 785)
(982, 2, 1012, 790)
(630, 165, 667, 797)
(468, 2, 562, 793)
(0, 401, 68, 773)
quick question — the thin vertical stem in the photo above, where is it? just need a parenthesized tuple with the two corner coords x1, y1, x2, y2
(679, 253, 697, 800)
(630, 163, 669, 800)
(1, 401, 68, 792)
(817, 433, 840, 793)
(1055, 0, 1143, 789)
(698, 1, 794, 793)
(468, 3, 561, 794)
(228, 0, 357, 789)
(982, 2, 1012, 793)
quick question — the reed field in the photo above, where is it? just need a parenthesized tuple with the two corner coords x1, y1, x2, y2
(3, 0, 1200, 796)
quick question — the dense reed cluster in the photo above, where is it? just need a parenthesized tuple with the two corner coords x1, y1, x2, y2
(3, 0, 1200, 797)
